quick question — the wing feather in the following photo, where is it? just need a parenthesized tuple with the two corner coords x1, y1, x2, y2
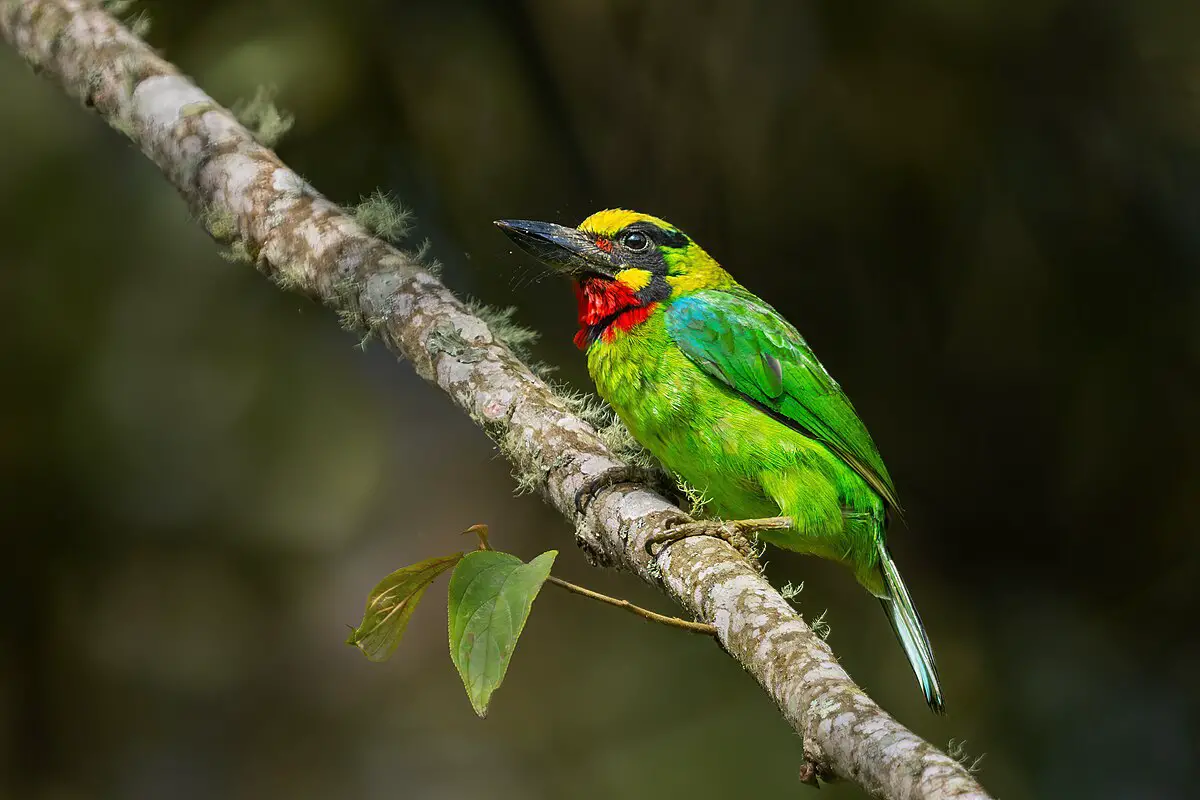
(666, 289, 902, 513)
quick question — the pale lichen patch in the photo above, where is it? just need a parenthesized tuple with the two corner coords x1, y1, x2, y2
(481, 395, 511, 422)
(881, 736, 922, 759)
(271, 166, 308, 195)
(818, 715, 834, 741)
(754, 619, 808, 664)
(132, 74, 205, 128)
(211, 153, 271, 214)
(832, 711, 856, 732)
(452, 315, 492, 346)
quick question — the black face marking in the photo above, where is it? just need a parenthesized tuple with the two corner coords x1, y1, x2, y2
(659, 227, 690, 249)
(635, 275, 671, 306)
(599, 221, 690, 275)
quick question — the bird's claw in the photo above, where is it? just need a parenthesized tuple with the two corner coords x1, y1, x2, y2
(644, 516, 792, 562)
(645, 519, 758, 560)
(573, 464, 669, 515)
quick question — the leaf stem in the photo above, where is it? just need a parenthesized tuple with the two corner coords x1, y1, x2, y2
(463, 523, 491, 550)
(545, 576, 717, 636)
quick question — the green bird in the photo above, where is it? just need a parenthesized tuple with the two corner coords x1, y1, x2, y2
(496, 209, 944, 713)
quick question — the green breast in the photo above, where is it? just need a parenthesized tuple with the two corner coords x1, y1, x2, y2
(587, 311, 693, 450)
(586, 310, 780, 521)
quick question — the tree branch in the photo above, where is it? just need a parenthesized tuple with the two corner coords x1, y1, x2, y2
(0, 3, 991, 798)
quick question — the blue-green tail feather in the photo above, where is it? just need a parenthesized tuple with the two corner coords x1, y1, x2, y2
(876, 543, 944, 714)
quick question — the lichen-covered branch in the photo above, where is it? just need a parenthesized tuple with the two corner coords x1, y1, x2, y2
(0, 3, 991, 798)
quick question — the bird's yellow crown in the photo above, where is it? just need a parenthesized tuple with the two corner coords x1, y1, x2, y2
(577, 208, 734, 295)
(578, 209, 675, 238)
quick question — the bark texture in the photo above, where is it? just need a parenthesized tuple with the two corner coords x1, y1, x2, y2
(1, 3, 992, 798)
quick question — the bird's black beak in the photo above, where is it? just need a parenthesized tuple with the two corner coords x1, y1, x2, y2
(494, 219, 616, 279)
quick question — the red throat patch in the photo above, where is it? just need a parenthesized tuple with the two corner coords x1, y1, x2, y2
(573, 278, 656, 349)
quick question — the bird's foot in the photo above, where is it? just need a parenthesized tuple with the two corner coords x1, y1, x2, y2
(645, 516, 792, 561)
(574, 464, 671, 515)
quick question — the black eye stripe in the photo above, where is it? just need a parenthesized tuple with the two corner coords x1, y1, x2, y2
(661, 228, 688, 248)
(600, 220, 690, 276)
(614, 222, 689, 249)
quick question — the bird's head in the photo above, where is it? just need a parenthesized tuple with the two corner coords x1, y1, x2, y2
(495, 209, 734, 348)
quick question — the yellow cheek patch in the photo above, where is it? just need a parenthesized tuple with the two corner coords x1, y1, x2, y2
(616, 268, 653, 292)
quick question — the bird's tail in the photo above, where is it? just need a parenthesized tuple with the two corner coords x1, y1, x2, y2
(875, 542, 945, 713)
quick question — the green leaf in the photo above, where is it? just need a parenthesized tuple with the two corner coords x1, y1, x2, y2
(447, 549, 557, 717)
(347, 553, 463, 662)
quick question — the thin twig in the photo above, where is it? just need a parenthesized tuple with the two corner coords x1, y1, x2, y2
(471, 521, 714, 633)
(546, 576, 718, 635)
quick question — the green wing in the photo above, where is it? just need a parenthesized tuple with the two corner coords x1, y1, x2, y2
(665, 288, 901, 513)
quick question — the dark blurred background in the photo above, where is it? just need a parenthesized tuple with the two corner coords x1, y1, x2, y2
(3, 0, 1199, 797)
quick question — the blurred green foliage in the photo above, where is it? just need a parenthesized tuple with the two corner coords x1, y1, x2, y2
(2, 1, 1199, 798)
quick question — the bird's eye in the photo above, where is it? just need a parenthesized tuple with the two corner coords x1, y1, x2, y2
(621, 231, 650, 252)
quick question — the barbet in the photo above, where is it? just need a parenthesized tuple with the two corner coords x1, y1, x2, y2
(496, 210, 944, 712)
